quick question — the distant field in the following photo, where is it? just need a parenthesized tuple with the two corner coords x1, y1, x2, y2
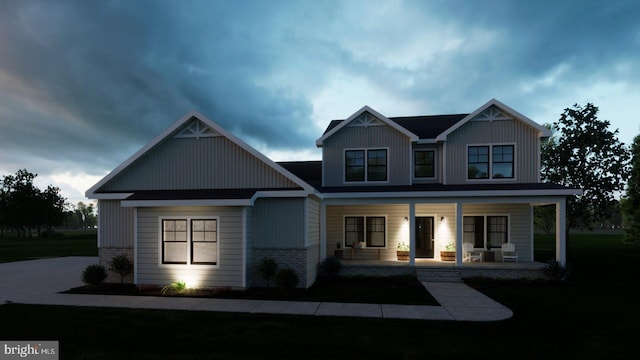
(0, 230, 97, 262)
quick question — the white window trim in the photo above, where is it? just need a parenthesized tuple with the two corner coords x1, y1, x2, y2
(413, 149, 437, 180)
(158, 215, 220, 268)
(342, 215, 388, 249)
(466, 143, 517, 182)
(462, 214, 511, 250)
(343, 147, 390, 184)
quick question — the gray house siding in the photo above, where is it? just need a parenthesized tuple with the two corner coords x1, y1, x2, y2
(136, 206, 245, 289)
(252, 198, 306, 248)
(99, 136, 299, 192)
(445, 117, 541, 184)
(98, 200, 134, 248)
(322, 124, 411, 187)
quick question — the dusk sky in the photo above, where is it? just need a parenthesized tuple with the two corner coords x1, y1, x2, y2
(1, 0, 639, 205)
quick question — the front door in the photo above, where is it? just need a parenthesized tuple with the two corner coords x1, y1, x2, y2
(415, 217, 434, 258)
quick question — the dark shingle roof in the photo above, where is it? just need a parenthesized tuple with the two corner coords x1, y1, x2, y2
(322, 113, 469, 139)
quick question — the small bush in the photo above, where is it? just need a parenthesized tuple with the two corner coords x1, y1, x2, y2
(544, 260, 572, 281)
(321, 256, 342, 276)
(82, 264, 107, 286)
(109, 255, 133, 285)
(275, 267, 299, 290)
(257, 258, 278, 288)
(161, 280, 187, 296)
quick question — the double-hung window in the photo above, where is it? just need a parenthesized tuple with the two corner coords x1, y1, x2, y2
(414, 150, 435, 178)
(344, 216, 386, 248)
(462, 216, 508, 249)
(345, 149, 387, 182)
(468, 145, 514, 179)
(162, 218, 218, 265)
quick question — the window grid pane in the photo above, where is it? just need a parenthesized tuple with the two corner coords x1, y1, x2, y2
(345, 217, 364, 247)
(468, 146, 489, 179)
(366, 217, 386, 247)
(492, 145, 514, 178)
(162, 220, 188, 264)
(346, 150, 365, 181)
(488, 216, 508, 248)
(415, 150, 435, 178)
(192, 219, 217, 265)
(367, 149, 387, 181)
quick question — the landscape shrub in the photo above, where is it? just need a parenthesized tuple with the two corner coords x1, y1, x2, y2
(257, 257, 278, 288)
(82, 264, 107, 286)
(544, 260, 572, 281)
(275, 267, 299, 290)
(320, 256, 342, 276)
(109, 255, 133, 285)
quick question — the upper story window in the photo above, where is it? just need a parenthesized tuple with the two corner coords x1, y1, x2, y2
(468, 145, 514, 180)
(345, 149, 387, 182)
(414, 150, 435, 178)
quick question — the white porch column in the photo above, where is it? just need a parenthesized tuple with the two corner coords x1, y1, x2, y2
(320, 202, 327, 260)
(455, 202, 463, 267)
(556, 198, 567, 265)
(409, 202, 416, 266)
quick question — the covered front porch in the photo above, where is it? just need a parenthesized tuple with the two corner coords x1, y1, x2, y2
(319, 194, 569, 269)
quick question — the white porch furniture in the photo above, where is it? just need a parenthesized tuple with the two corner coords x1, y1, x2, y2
(501, 243, 519, 262)
(463, 243, 483, 262)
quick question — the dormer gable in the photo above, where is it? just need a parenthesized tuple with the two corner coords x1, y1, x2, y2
(316, 105, 418, 147)
(436, 98, 552, 141)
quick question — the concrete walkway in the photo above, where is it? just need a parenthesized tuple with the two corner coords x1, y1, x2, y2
(0, 257, 512, 321)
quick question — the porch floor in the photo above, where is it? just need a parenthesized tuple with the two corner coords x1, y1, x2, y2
(340, 259, 547, 270)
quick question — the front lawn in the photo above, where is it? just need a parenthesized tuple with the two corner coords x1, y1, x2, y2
(0, 230, 97, 263)
(65, 274, 439, 305)
(1, 233, 638, 359)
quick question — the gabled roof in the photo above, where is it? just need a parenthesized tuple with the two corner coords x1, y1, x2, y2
(318, 99, 551, 144)
(436, 98, 552, 141)
(315, 105, 419, 147)
(86, 111, 316, 198)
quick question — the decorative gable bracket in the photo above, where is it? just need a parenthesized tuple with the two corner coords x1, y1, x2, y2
(348, 112, 386, 128)
(473, 106, 512, 122)
(174, 118, 220, 139)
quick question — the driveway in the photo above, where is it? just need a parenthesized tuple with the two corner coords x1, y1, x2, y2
(0, 257, 97, 303)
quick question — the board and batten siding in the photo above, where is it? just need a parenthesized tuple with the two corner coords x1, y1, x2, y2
(462, 203, 533, 261)
(252, 198, 306, 248)
(98, 200, 134, 248)
(445, 117, 542, 184)
(136, 206, 245, 288)
(322, 125, 412, 187)
(307, 197, 320, 246)
(99, 136, 299, 192)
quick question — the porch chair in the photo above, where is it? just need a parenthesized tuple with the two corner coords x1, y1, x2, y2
(463, 243, 482, 262)
(501, 243, 519, 262)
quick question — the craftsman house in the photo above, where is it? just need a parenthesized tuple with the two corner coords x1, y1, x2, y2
(86, 99, 580, 288)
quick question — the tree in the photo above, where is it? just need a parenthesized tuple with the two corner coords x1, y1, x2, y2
(541, 103, 631, 236)
(622, 134, 640, 244)
(0, 169, 68, 237)
(75, 201, 96, 229)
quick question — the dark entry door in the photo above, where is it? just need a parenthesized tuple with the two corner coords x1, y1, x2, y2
(415, 217, 434, 258)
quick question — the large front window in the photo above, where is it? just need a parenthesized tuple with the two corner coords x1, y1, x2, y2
(344, 216, 386, 248)
(345, 149, 387, 182)
(162, 218, 218, 265)
(462, 216, 508, 249)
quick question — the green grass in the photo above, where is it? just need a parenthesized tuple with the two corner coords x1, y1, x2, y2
(0, 230, 97, 262)
(1, 233, 639, 359)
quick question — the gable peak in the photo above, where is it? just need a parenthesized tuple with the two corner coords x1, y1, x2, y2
(174, 117, 220, 139)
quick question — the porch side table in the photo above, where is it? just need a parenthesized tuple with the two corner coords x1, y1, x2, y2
(483, 251, 495, 262)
